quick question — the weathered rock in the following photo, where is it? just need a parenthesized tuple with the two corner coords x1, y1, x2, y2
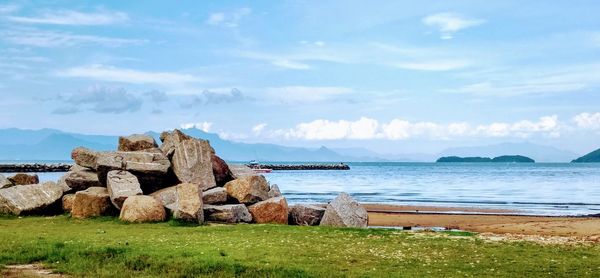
(268, 184, 282, 198)
(224, 175, 269, 204)
(228, 164, 255, 178)
(8, 173, 39, 185)
(171, 139, 216, 191)
(107, 170, 143, 209)
(71, 187, 113, 219)
(64, 169, 102, 191)
(212, 154, 234, 187)
(62, 194, 75, 213)
(151, 183, 203, 223)
(119, 196, 166, 223)
(320, 193, 368, 228)
(203, 204, 252, 223)
(288, 204, 325, 226)
(71, 147, 99, 169)
(202, 187, 227, 205)
(0, 174, 13, 189)
(56, 174, 73, 193)
(0, 182, 62, 215)
(118, 134, 158, 152)
(96, 151, 172, 193)
(159, 129, 193, 157)
(248, 197, 289, 224)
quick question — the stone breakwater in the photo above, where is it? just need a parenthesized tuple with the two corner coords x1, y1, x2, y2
(0, 163, 72, 173)
(248, 163, 350, 170)
(0, 129, 367, 228)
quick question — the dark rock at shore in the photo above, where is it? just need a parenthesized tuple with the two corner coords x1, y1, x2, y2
(0, 182, 63, 215)
(8, 173, 39, 185)
(320, 192, 368, 228)
(212, 154, 234, 187)
(203, 204, 252, 223)
(118, 134, 158, 152)
(289, 204, 325, 226)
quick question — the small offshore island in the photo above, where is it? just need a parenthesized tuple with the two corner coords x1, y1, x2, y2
(436, 155, 535, 163)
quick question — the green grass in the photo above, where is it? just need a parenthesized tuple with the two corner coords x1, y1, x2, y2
(0, 215, 598, 277)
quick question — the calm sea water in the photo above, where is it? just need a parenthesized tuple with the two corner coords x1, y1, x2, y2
(4, 162, 600, 216)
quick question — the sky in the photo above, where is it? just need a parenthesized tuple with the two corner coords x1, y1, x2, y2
(1, 0, 600, 155)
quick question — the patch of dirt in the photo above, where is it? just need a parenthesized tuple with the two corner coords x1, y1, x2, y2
(1, 264, 67, 277)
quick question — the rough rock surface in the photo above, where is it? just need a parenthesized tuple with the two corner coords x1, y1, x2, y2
(171, 139, 216, 190)
(0, 174, 13, 189)
(8, 173, 39, 185)
(0, 182, 62, 215)
(320, 193, 368, 228)
(268, 184, 282, 198)
(64, 169, 102, 191)
(212, 154, 234, 187)
(119, 196, 166, 223)
(248, 197, 289, 224)
(151, 183, 204, 223)
(203, 204, 252, 223)
(62, 194, 75, 213)
(118, 134, 158, 152)
(96, 151, 172, 193)
(71, 187, 113, 219)
(202, 187, 227, 205)
(71, 147, 99, 169)
(159, 129, 193, 157)
(224, 175, 269, 204)
(288, 204, 325, 226)
(107, 170, 143, 209)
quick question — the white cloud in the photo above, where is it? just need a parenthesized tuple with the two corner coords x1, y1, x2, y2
(391, 60, 469, 71)
(7, 9, 128, 25)
(573, 112, 600, 130)
(58, 64, 201, 85)
(1, 28, 145, 47)
(206, 8, 251, 28)
(181, 122, 213, 132)
(252, 123, 268, 135)
(271, 59, 311, 70)
(423, 13, 485, 39)
(264, 86, 353, 103)
(274, 116, 562, 141)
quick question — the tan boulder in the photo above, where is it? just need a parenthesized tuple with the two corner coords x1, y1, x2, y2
(119, 196, 166, 223)
(171, 139, 216, 191)
(62, 194, 75, 213)
(0, 174, 13, 189)
(159, 129, 193, 156)
(268, 184, 282, 198)
(320, 193, 368, 228)
(71, 187, 113, 219)
(107, 170, 143, 209)
(0, 182, 63, 215)
(118, 134, 158, 152)
(8, 173, 39, 185)
(248, 197, 289, 224)
(203, 204, 252, 223)
(202, 187, 227, 205)
(151, 183, 203, 223)
(71, 147, 99, 169)
(224, 175, 269, 205)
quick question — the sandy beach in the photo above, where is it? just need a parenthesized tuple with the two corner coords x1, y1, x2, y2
(364, 203, 600, 238)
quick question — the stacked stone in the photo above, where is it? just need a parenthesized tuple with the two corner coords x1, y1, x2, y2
(0, 129, 368, 228)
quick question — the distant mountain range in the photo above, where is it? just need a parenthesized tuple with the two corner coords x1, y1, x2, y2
(572, 148, 600, 163)
(0, 128, 589, 162)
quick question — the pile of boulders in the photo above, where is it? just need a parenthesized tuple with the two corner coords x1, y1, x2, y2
(0, 129, 368, 228)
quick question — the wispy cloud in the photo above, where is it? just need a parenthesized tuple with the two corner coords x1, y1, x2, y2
(264, 86, 353, 103)
(54, 85, 142, 114)
(58, 64, 202, 85)
(0, 4, 19, 14)
(7, 9, 129, 25)
(423, 13, 485, 39)
(206, 7, 251, 28)
(391, 60, 470, 71)
(1, 28, 145, 47)
(180, 88, 248, 108)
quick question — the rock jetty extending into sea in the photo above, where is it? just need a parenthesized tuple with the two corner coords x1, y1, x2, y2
(0, 163, 71, 173)
(0, 129, 367, 228)
(248, 163, 350, 170)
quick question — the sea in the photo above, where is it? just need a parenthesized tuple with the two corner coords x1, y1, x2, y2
(3, 161, 600, 216)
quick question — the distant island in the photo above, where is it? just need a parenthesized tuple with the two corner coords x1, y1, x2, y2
(437, 155, 535, 163)
(572, 148, 600, 163)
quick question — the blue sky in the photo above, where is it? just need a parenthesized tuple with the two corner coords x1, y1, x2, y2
(1, 1, 600, 154)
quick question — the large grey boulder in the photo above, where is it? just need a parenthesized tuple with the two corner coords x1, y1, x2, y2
(71, 187, 114, 219)
(118, 134, 158, 152)
(119, 195, 166, 223)
(159, 129, 193, 157)
(71, 147, 99, 169)
(150, 183, 204, 223)
(289, 204, 325, 226)
(0, 182, 63, 215)
(107, 170, 143, 209)
(320, 193, 368, 228)
(202, 187, 227, 205)
(64, 168, 102, 191)
(203, 204, 252, 223)
(171, 139, 216, 191)
(0, 174, 13, 189)
(247, 197, 289, 224)
(96, 151, 172, 193)
(224, 175, 269, 205)
(8, 173, 39, 185)
(268, 184, 282, 198)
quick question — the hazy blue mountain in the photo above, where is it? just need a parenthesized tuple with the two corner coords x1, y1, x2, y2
(572, 148, 600, 163)
(438, 142, 577, 162)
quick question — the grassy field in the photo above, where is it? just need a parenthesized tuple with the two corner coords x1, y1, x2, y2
(0, 215, 598, 277)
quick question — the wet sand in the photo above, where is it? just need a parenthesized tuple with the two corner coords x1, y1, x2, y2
(364, 204, 600, 238)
